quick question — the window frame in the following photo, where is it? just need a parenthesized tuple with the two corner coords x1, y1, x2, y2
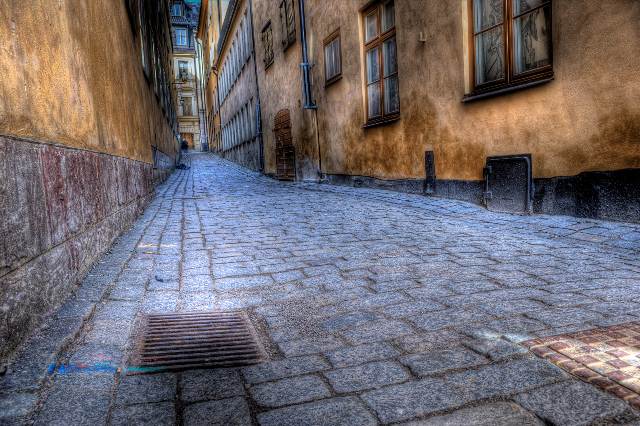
(178, 60, 189, 79)
(466, 0, 554, 100)
(279, 0, 296, 51)
(171, 3, 182, 17)
(175, 28, 188, 47)
(323, 28, 342, 87)
(182, 96, 193, 116)
(261, 21, 274, 69)
(362, 0, 400, 127)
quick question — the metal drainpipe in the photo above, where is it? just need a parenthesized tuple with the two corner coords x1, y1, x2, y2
(195, 39, 209, 151)
(298, 0, 323, 179)
(248, 0, 265, 172)
(298, 0, 316, 110)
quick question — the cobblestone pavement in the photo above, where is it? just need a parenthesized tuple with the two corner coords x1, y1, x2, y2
(2, 153, 640, 425)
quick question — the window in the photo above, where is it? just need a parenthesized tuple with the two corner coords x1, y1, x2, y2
(182, 96, 193, 116)
(175, 28, 188, 47)
(178, 60, 189, 79)
(324, 29, 342, 85)
(279, 0, 296, 50)
(469, 0, 552, 96)
(171, 3, 182, 16)
(363, 0, 399, 124)
(261, 22, 274, 68)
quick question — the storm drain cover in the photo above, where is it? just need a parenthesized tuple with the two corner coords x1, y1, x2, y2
(129, 311, 264, 374)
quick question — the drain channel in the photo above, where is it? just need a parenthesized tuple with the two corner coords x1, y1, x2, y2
(130, 311, 263, 374)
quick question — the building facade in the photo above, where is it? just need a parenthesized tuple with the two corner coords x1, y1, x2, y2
(171, 0, 207, 151)
(213, 0, 263, 170)
(199, 0, 640, 222)
(0, 0, 179, 363)
(197, 0, 223, 153)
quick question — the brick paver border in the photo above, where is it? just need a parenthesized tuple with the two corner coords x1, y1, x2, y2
(524, 322, 640, 409)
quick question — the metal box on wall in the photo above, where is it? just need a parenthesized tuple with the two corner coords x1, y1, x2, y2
(484, 154, 533, 214)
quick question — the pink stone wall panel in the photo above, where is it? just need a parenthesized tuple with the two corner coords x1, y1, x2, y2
(0, 139, 50, 276)
(40, 145, 69, 247)
(0, 136, 170, 363)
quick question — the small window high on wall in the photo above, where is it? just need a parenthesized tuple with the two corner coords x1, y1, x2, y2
(261, 21, 274, 68)
(279, 0, 296, 50)
(324, 29, 341, 86)
(363, 0, 399, 126)
(468, 0, 552, 98)
(176, 28, 188, 47)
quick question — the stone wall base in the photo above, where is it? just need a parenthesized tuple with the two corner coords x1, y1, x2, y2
(0, 135, 174, 363)
(321, 168, 640, 223)
(221, 140, 262, 172)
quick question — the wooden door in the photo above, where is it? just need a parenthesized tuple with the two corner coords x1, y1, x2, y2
(273, 110, 295, 181)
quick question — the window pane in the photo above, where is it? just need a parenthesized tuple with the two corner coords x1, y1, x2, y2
(384, 75, 399, 114)
(513, 0, 547, 16)
(324, 44, 331, 78)
(383, 36, 397, 76)
(280, 2, 287, 43)
(325, 38, 340, 80)
(365, 12, 378, 42)
(334, 39, 341, 75)
(366, 47, 380, 83)
(286, 0, 295, 37)
(473, 0, 503, 32)
(474, 26, 505, 85)
(382, 1, 395, 32)
(513, 5, 551, 74)
(367, 83, 381, 118)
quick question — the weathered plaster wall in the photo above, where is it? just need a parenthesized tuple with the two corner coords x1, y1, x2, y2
(308, 0, 640, 182)
(251, 0, 319, 181)
(0, 0, 177, 362)
(0, 0, 178, 163)
(217, 0, 262, 170)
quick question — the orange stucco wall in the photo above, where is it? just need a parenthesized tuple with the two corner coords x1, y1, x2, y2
(0, 0, 178, 163)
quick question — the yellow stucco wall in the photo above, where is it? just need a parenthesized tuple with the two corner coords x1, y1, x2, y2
(307, 0, 640, 181)
(252, 0, 320, 180)
(0, 0, 178, 163)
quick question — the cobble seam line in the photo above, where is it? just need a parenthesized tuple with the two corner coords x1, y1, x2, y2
(101, 168, 188, 425)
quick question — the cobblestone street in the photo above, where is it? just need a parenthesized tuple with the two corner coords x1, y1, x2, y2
(3, 153, 640, 425)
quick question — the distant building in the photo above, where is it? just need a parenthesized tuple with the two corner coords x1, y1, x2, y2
(171, 0, 207, 151)
(201, 0, 262, 169)
(196, 0, 223, 153)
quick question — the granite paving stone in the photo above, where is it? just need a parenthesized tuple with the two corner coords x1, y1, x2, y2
(110, 402, 176, 426)
(361, 377, 472, 423)
(446, 358, 568, 400)
(402, 402, 543, 425)
(180, 369, 245, 403)
(242, 355, 331, 384)
(34, 375, 114, 426)
(325, 342, 400, 368)
(257, 396, 377, 426)
(115, 373, 177, 405)
(400, 347, 488, 376)
(250, 375, 331, 407)
(515, 381, 638, 425)
(183, 396, 252, 426)
(324, 360, 410, 392)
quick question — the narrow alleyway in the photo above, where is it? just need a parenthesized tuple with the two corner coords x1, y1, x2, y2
(3, 153, 640, 425)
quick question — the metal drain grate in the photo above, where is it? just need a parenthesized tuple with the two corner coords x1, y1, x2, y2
(130, 311, 264, 374)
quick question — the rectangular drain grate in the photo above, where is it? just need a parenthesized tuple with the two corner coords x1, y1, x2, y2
(129, 311, 264, 374)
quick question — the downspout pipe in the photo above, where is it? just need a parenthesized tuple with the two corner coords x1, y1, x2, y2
(298, 0, 316, 109)
(248, 0, 265, 172)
